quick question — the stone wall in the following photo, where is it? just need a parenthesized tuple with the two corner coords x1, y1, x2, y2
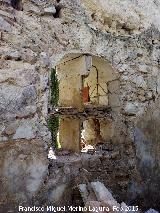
(0, 0, 159, 143)
(0, 0, 160, 211)
(0, 140, 48, 212)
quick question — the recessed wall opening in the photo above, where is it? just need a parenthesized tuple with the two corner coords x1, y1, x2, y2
(11, 0, 23, 11)
(53, 5, 62, 18)
(81, 118, 114, 153)
(81, 118, 102, 153)
(49, 54, 120, 154)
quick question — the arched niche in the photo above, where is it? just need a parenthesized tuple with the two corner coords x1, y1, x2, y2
(56, 54, 120, 109)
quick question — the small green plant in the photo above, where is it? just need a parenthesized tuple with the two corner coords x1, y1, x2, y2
(48, 116, 61, 149)
(48, 68, 60, 148)
(50, 68, 59, 107)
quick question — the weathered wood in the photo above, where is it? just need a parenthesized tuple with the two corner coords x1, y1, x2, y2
(50, 106, 112, 119)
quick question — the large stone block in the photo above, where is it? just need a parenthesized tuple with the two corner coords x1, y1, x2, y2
(0, 140, 48, 209)
(13, 117, 38, 140)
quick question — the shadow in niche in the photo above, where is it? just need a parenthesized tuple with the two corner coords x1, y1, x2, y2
(11, 0, 23, 11)
(53, 5, 63, 18)
(71, 187, 84, 212)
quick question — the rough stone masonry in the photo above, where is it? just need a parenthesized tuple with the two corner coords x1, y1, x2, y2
(0, 0, 160, 212)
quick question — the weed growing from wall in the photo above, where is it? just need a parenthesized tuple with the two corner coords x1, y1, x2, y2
(48, 68, 61, 148)
(50, 68, 59, 107)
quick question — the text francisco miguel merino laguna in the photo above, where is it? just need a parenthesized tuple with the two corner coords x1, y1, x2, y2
(19, 205, 139, 212)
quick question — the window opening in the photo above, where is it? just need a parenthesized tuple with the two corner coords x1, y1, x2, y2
(48, 54, 119, 154)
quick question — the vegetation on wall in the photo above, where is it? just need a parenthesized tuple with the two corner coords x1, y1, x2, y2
(48, 116, 60, 148)
(48, 68, 61, 149)
(50, 68, 59, 107)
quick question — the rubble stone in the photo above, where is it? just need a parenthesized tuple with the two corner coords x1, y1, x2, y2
(43, 6, 56, 15)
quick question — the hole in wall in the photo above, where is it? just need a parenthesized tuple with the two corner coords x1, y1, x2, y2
(4, 55, 21, 61)
(81, 118, 114, 153)
(48, 54, 119, 153)
(81, 118, 103, 153)
(71, 187, 84, 210)
(91, 13, 96, 21)
(11, 0, 23, 11)
(53, 5, 62, 18)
